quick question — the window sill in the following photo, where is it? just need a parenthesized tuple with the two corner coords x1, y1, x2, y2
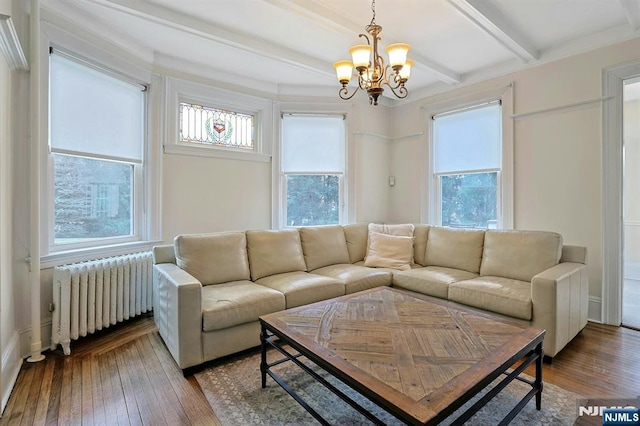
(164, 143, 271, 163)
(39, 240, 164, 270)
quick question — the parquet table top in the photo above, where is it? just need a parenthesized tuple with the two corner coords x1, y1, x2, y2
(260, 286, 545, 424)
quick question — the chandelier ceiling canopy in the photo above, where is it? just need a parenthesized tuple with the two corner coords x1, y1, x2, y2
(333, 0, 412, 106)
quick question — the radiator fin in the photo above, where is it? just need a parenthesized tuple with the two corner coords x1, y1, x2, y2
(51, 252, 154, 355)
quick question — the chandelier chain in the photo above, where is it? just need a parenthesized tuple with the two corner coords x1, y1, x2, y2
(370, 0, 376, 25)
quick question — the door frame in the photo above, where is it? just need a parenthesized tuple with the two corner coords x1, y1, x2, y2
(602, 61, 640, 325)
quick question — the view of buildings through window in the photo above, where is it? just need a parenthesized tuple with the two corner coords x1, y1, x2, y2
(54, 155, 133, 242)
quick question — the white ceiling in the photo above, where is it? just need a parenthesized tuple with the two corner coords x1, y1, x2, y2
(40, 0, 640, 103)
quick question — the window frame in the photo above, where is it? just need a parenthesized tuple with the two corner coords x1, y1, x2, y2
(274, 107, 352, 229)
(422, 85, 514, 229)
(164, 77, 272, 163)
(40, 23, 162, 268)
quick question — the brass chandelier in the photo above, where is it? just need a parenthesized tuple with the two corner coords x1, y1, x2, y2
(333, 0, 413, 106)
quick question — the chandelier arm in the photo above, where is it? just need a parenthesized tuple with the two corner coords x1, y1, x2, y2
(359, 33, 371, 45)
(386, 84, 408, 99)
(383, 66, 401, 89)
(358, 74, 369, 90)
(339, 85, 361, 101)
(375, 56, 386, 83)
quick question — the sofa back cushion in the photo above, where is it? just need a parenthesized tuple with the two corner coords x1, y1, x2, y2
(174, 232, 250, 285)
(246, 229, 307, 280)
(299, 226, 351, 271)
(425, 227, 485, 273)
(343, 223, 368, 263)
(480, 230, 563, 282)
(413, 225, 430, 266)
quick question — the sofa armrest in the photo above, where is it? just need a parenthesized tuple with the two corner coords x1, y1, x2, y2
(153, 263, 203, 369)
(531, 262, 589, 357)
(560, 245, 587, 264)
(153, 244, 176, 265)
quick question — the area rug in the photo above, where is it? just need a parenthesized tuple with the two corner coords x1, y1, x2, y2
(195, 349, 580, 425)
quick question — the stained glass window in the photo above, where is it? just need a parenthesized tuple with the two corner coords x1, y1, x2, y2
(179, 102, 254, 149)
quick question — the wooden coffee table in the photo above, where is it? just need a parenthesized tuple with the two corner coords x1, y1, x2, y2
(259, 287, 545, 425)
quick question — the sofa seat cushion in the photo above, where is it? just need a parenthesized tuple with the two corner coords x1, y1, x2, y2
(448, 276, 532, 321)
(299, 226, 351, 271)
(392, 266, 478, 299)
(312, 264, 392, 294)
(202, 281, 285, 332)
(256, 272, 344, 308)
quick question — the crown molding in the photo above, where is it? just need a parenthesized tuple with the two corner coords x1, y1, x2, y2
(619, 0, 640, 31)
(0, 14, 28, 70)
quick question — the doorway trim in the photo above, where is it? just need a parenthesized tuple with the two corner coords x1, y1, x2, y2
(602, 61, 640, 325)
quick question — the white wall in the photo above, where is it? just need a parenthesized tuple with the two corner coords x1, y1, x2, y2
(0, 0, 27, 413)
(161, 154, 272, 240)
(389, 37, 640, 316)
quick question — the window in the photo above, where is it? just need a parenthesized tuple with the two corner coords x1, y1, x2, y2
(164, 78, 272, 163)
(49, 51, 145, 249)
(432, 102, 501, 229)
(179, 102, 254, 149)
(281, 115, 345, 227)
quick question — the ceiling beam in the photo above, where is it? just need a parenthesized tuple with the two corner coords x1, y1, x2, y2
(265, 0, 462, 85)
(619, 0, 640, 31)
(85, 0, 334, 77)
(447, 0, 538, 62)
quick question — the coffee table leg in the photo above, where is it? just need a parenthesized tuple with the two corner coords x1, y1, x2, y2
(535, 342, 543, 410)
(260, 323, 267, 388)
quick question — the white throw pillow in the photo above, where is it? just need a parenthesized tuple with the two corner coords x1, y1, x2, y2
(366, 223, 415, 265)
(368, 223, 415, 237)
(364, 232, 413, 270)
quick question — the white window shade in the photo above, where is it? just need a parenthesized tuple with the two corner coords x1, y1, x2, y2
(282, 115, 345, 173)
(49, 53, 145, 163)
(433, 104, 501, 173)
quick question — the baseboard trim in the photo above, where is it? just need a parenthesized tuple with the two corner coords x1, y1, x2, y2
(1, 331, 22, 415)
(588, 296, 602, 324)
(18, 319, 52, 359)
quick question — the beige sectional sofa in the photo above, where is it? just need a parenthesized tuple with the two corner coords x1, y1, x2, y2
(152, 224, 588, 371)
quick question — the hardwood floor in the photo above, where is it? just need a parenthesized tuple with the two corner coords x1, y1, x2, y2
(1, 316, 639, 425)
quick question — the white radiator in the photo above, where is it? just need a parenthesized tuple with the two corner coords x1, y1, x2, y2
(51, 251, 153, 355)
